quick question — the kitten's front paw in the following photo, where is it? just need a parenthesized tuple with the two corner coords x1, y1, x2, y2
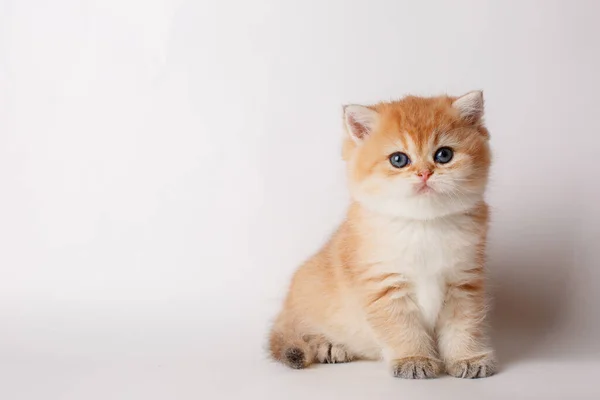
(392, 356, 442, 379)
(446, 354, 497, 379)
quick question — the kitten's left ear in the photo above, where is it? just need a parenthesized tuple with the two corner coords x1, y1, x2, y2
(343, 105, 379, 143)
(452, 91, 484, 122)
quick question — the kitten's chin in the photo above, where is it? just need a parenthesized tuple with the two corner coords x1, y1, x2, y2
(355, 192, 484, 220)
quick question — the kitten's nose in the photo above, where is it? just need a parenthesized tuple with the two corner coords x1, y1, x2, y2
(417, 169, 433, 182)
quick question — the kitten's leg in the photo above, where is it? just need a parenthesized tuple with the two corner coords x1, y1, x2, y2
(437, 277, 497, 378)
(269, 316, 316, 369)
(270, 328, 354, 368)
(364, 285, 442, 379)
(269, 314, 354, 369)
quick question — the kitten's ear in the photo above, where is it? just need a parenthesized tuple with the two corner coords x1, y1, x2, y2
(343, 105, 379, 143)
(452, 91, 484, 122)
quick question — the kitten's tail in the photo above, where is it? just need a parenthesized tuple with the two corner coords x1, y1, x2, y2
(269, 318, 315, 369)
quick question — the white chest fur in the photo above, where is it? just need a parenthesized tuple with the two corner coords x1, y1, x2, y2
(370, 213, 480, 328)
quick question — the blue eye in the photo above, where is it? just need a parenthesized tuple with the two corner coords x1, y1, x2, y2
(434, 147, 453, 164)
(389, 152, 410, 168)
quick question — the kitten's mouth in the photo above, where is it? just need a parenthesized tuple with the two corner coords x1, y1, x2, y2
(415, 183, 434, 194)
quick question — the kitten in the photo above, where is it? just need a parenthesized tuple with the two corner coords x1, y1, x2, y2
(269, 92, 496, 379)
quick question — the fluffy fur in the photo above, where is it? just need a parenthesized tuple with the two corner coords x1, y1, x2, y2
(269, 92, 496, 379)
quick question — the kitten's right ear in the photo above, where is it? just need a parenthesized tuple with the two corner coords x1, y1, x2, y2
(452, 91, 484, 122)
(343, 105, 379, 143)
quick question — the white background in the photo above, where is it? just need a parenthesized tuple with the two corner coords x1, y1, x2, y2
(2, 0, 600, 399)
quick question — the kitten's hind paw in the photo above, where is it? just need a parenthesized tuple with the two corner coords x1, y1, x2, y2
(391, 356, 442, 379)
(446, 354, 497, 379)
(283, 347, 306, 369)
(316, 342, 352, 364)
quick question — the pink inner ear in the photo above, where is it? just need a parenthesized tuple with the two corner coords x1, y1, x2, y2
(348, 115, 369, 140)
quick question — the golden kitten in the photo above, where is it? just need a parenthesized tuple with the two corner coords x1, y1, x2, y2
(269, 92, 496, 379)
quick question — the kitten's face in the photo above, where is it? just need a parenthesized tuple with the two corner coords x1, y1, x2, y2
(343, 92, 491, 219)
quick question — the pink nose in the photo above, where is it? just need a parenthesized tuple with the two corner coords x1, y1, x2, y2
(417, 169, 433, 181)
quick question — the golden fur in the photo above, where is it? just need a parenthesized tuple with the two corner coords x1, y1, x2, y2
(269, 92, 496, 379)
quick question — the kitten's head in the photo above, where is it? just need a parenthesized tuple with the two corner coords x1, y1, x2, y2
(342, 92, 491, 220)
